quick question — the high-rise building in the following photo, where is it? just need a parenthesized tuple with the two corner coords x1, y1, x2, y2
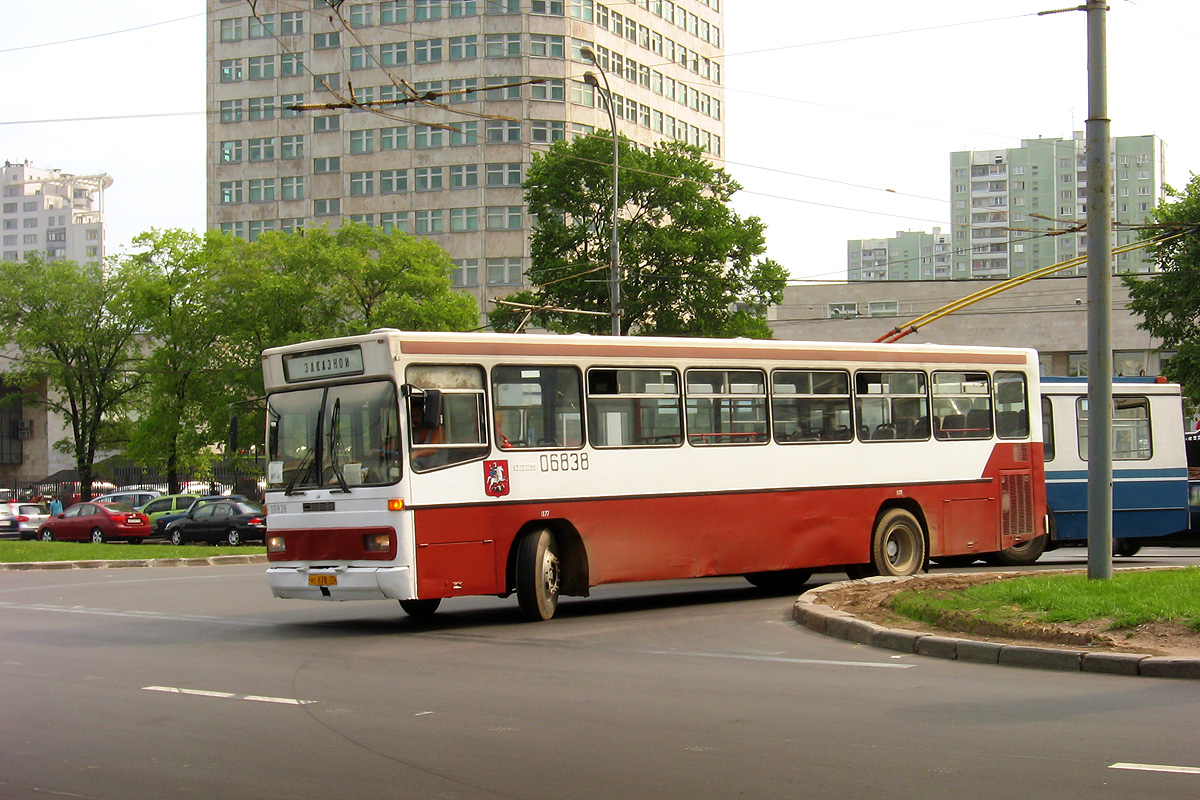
(1, 161, 109, 265)
(848, 133, 1165, 281)
(847, 227, 950, 282)
(206, 0, 725, 320)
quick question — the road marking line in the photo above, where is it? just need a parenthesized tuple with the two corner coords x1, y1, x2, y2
(0, 600, 272, 627)
(1110, 763, 1200, 775)
(143, 685, 315, 705)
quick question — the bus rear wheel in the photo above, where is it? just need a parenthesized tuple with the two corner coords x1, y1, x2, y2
(516, 528, 560, 621)
(983, 534, 1047, 567)
(871, 508, 926, 577)
(400, 599, 441, 617)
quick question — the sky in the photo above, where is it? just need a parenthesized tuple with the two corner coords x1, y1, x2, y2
(2, 0, 1199, 285)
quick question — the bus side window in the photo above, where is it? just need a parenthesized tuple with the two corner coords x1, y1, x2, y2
(1041, 396, 1055, 461)
(492, 365, 584, 449)
(994, 371, 1030, 439)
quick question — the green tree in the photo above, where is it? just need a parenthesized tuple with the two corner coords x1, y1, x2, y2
(1123, 175, 1200, 400)
(118, 229, 239, 493)
(492, 133, 786, 337)
(0, 255, 144, 499)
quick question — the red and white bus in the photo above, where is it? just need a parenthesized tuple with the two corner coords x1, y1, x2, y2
(261, 330, 1045, 620)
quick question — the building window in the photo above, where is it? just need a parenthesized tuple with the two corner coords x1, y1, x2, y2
(486, 206, 522, 230)
(349, 172, 375, 196)
(281, 176, 305, 200)
(414, 209, 444, 234)
(313, 32, 340, 49)
(219, 17, 244, 42)
(280, 135, 304, 158)
(531, 120, 565, 143)
(220, 59, 243, 82)
(220, 181, 244, 204)
(248, 55, 275, 80)
(349, 4, 375, 26)
(449, 164, 478, 188)
(449, 35, 477, 60)
(313, 73, 341, 93)
(485, 120, 521, 143)
(349, 129, 375, 153)
(414, 0, 444, 20)
(380, 42, 408, 66)
(380, 1, 407, 24)
(452, 259, 479, 287)
(314, 198, 341, 217)
(485, 163, 521, 186)
(248, 96, 276, 121)
(220, 140, 243, 163)
(449, 121, 478, 146)
(219, 100, 243, 123)
(248, 179, 276, 203)
(248, 137, 275, 161)
(249, 14, 275, 38)
(313, 157, 341, 173)
(381, 211, 409, 233)
(381, 126, 410, 150)
(414, 125, 444, 149)
(531, 79, 565, 101)
(380, 169, 409, 193)
(529, 34, 564, 57)
(486, 257, 522, 285)
(414, 167, 444, 191)
(281, 52, 304, 76)
(314, 115, 340, 133)
(449, 0, 478, 16)
(485, 33, 521, 57)
(248, 220, 276, 242)
(279, 12, 303, 35)
(450, 207, 479, 232)
(414, 39, 443, 63)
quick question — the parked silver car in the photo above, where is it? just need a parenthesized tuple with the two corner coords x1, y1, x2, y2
(13, 502, 51, 540)
(0, 503, 16, 538)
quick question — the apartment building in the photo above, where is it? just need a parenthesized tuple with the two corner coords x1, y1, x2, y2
(848, 133, 1165, 281)
(847, 227, 950, 282)
(1, 161, 109, 265)
(206, 0, 725, 320)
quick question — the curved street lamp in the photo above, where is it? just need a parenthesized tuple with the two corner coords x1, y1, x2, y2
(580, 46, 621, 336)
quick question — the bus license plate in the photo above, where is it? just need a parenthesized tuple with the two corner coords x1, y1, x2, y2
(308, 574, 337, 586)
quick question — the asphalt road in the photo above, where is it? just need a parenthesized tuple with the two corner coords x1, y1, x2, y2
(1, 549, 1199, 800)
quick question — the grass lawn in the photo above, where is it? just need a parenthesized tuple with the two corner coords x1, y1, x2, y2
(891, 567, 1200, 632)
(0, 540, 266, 563)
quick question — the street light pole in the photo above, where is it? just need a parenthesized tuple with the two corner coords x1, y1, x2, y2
(581, 46, 621, 336)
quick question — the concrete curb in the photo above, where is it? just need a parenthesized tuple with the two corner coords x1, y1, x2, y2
(795, 574, 1200, 680)
(0, 554, 268, 571)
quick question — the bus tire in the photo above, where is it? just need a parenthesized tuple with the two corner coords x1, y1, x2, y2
(983, 534, 1047, 567)
(516, 528, 561, 621)
(871, 508, 926, 577)
(400, 598, 441, 617)
(1114, 539, 1142, 557)
(930, 555, 978, 568)
(745, 569, 813, 593)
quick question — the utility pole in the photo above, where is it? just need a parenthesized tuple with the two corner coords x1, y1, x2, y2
(1085, 0, 1114, 579)
(1038, 2, 1113, 578)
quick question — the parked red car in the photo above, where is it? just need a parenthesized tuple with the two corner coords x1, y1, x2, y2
(38, 502, 152, 544)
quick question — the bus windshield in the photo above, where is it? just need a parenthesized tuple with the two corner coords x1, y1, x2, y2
(266, 380, 401, 491)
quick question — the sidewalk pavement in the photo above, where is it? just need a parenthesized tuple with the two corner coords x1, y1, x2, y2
(795, 574, 1200, 680)
(0, 554, 267, 571)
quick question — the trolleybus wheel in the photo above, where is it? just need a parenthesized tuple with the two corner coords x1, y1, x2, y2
(516, 528, 560, 621)
(983, 534, 1047, 567)
(930, 554, 979, 568)
(871, 508, 925, 577)
(744, 568, 813, 593)
(1114, 539, 1141, 558)
(399, 599, 441, 617)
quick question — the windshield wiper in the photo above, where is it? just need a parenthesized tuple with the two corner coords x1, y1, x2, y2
(284, 445, 316, 496)
(328, 397, 350, 493)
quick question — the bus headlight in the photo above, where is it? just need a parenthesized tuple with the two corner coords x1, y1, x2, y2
(364, 532, 392, 551)
(266, 535, 287, 553)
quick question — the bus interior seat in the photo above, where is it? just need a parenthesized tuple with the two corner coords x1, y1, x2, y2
(965, 408, 992, 436)
(941, 414, 966, 438)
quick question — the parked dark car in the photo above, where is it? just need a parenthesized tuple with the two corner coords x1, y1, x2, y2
(165, 499, 266, 546)
(38, 502, 151, 544)
(155, 494, 246, 536)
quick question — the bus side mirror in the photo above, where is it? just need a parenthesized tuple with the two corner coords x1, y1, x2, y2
(402, 384, 443, 429)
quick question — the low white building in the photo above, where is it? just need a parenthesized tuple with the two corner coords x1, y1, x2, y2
(1, 160, 109, 265)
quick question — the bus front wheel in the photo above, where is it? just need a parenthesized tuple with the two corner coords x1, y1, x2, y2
(745, 569, 813, 594)
(516, 528, 560, 621)
(400, 598, 441, 617)
(871, 508, 926, 577)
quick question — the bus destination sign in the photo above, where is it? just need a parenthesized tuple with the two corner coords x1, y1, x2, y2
(283, 346, 365, 382)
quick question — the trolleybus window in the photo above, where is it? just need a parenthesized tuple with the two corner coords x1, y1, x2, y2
(932, 371, 992, 440)
(266, 379, 401, 490)
(586, 368, 682, 447)
(770, 370, 852, 443)
(854, 370, 929, 441)
(685, 369, 768, 446)
(492, 365, 583, 449)
(994, 371, 1030, 439)
(1076, 395, 1152, 460)
(1041, 396, 1055, 461)
(404, 364, 489, 471)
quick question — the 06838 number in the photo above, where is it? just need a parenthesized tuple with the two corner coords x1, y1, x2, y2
(539, 453, 589, 472)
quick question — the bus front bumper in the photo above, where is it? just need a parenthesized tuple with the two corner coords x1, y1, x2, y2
(267, 565, 413, 601)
